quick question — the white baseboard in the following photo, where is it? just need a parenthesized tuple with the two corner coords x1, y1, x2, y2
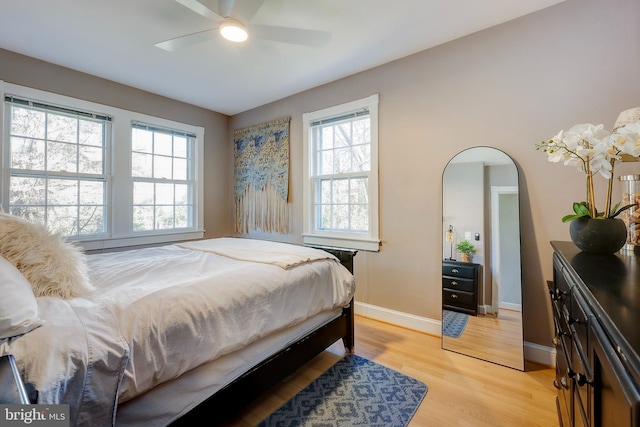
(354, 301, 441, 336)
(499, 301, 522, 312)
(525, 341, 556, 367)
(354, 301, 555, 367)
(478, 304, 490, 315)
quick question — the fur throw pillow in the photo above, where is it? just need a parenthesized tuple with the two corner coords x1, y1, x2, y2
(0, 212, 93, 298)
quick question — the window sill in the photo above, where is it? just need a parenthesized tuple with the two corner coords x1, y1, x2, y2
(78, 230, 205, 252)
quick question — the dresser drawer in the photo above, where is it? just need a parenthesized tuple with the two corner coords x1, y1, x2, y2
(442, 263, 476, 279)
(442, 276, 475, 293)
(442, 260, 479, 316)
(443, 288, 475, 310)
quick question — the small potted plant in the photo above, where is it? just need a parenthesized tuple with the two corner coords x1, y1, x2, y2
(455, 240, 476, 263)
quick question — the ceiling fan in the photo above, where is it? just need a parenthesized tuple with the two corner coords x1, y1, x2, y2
(156, 0, 331, 51)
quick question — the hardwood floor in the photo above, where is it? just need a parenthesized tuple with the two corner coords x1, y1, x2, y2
(221, 315, 558, 426)
(443, 308, 524, 369)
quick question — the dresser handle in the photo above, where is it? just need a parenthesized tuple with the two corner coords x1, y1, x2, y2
(451, 294, 458, 299)
(451, 269, 459, 273)
(574, 372, 592, 387)
(451, 281, 458, 286)
(555, 375, 570, 390)
(614, 345, 629, 364)
(552, 336, 561, 346)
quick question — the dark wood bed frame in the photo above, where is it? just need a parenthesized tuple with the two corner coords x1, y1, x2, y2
(170, 246, 357, 426)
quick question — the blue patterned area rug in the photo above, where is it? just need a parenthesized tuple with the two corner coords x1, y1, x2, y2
(257, 354, 427, 427)
(442, 309, 469, 338)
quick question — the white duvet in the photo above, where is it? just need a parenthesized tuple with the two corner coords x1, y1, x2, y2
(0, 239, 355, 426)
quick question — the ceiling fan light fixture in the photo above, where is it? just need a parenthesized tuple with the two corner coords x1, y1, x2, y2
(220, 21, 248, 42)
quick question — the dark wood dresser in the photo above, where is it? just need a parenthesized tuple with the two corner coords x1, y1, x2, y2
(549, 241, 640, 427)
(442, 260, 479, 316)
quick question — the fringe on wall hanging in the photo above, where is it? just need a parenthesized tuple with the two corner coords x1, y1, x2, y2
(234, 117, 290, 234)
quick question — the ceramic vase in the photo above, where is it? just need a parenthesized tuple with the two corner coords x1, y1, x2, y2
(569, 217, 627, 254)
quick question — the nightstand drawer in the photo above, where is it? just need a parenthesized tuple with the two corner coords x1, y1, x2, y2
(443, 288, 475, 310)
(442, 263, 476, 279)
(442, 276, 475, 293)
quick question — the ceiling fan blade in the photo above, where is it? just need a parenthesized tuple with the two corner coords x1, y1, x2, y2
(175, 0, 223, 20)
(216, 0, 236, 18)
(232, 0, 265, 23)
(155, 28, 219, 51)
(250, 25, 331, 47)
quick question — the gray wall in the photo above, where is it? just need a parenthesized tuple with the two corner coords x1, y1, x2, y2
(229, 0, 640, 350)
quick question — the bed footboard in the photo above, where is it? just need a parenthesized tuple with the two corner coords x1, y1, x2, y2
(170, 246, 356, 426)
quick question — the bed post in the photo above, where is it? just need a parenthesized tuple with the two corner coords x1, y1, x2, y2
(343, 300, 355, 353)
(308, 245, 357, 354)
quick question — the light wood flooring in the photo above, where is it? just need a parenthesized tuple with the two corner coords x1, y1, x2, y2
(221, 315, 558, 426)
(443, 309, 524, 370)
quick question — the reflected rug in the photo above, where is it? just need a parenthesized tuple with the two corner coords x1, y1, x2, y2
(442, 309, 469, 338)
(257, 354, 428, 427)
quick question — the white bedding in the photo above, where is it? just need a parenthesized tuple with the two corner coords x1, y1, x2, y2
(177, 237, 337, 268)
(0, 238, 355, 426)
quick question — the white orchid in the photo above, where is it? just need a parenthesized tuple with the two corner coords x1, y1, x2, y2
(536, 117, 640, 221)
(612, 122, 640, 158)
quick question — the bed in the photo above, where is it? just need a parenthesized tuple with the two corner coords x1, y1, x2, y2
(0, 214, 356, 426)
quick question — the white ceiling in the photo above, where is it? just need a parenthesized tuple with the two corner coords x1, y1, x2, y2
(0, 0, 565, 116)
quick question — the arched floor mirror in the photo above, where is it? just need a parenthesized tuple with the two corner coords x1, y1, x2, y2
(441, 147, 524, 371)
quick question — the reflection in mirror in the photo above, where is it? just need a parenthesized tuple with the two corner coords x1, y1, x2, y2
(441, 147, 524, 371)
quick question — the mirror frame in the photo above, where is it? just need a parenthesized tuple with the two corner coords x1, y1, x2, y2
(441, 146, 524, 371)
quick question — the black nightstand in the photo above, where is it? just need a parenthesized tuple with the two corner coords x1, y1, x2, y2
(442, 260, 480, 316)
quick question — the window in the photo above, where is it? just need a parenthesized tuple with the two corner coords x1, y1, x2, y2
(302, 94, 380, 251)
(1, 81, 204, 250)
(131, 124, 194, 232)
(5, 96, 109, 237)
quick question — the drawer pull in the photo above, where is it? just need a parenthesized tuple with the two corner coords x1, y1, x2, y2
(451, 268, 459, 273)
(451, 294, 458, 299)
(554, 377, 569, 389)
(574, 372, 592, 387)
(552, 336, 561, 346)
(450, 281, 458, 286)
(616, 345, 628, 363)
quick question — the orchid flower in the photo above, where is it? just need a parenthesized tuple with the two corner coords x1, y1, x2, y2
(536, 117, 640, 222)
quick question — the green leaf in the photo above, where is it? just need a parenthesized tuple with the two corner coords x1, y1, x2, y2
(573, 202, 591, 216)
(561, 202, 592, 223)
(561, 214, 579, 223)
(611, 202, 637, 218)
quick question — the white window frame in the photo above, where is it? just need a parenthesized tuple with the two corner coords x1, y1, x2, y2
(130, 122, 196, 234)
(302, 94, 380, 251)
(0, 81, 204, 251)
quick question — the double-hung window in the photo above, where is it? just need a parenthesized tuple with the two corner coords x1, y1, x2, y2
(4, 96, 110, 237)
(302, 94, 380, 251)
(131, 123, 194, 232)
(1, 81, 204, 250)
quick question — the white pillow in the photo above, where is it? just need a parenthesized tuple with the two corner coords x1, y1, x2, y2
(0, 212, 93, 299)
(0, 255, 43, 339)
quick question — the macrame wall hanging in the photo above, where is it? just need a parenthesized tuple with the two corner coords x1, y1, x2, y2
(234, 117, 290, 234)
